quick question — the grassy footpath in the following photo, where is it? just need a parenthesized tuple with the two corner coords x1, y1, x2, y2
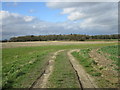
(47, 51, 80, 88)
(2, 42, 117, 88)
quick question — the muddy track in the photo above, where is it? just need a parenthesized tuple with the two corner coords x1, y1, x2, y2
(67, 49, 98, 88)
(30, 50, 64, 88)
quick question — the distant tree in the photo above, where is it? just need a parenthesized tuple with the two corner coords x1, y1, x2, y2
(2, 39, 8, 42)
(8, 34, 119, 42)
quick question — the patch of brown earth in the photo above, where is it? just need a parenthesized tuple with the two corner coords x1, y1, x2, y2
(89, 49, 118, 84)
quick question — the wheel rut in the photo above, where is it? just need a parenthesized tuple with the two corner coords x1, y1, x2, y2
(67, 49, 98, 88)
(30, 50, 64, 88)
(30, 49, 98, 89)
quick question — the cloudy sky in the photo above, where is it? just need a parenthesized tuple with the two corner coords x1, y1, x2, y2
(1, 2, 118, 40)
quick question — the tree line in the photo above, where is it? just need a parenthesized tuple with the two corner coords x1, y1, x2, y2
(2, 34, 120, 42)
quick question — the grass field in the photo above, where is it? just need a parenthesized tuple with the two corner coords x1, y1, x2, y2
(2, 41, 119, 88)
(3, 47, 54, 88)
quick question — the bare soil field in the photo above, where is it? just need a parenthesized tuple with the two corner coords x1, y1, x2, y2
(2, 41, 117, 48)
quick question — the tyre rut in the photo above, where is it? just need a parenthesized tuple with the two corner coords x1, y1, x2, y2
(30, 50, 64, 88)
(67, 49, 98, 88)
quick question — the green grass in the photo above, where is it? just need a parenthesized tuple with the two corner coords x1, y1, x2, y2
(71, 49, 110, 87)
(47, 51, 80, 88)
(98, 45, 120, 67)
(2, 42, 117, 88)
(72, 49, 101, 76)
(72, 45, 119, 88)
(86, 39, 118, 41)
(0, 48, 2, 87)
(99, 45, 119, 56)
(2, 47, 56, 88)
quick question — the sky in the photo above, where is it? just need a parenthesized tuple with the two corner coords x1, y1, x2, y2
(1, 2, 118, 40)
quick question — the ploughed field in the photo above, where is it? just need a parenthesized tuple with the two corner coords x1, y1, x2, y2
(2, 41, 119, 88)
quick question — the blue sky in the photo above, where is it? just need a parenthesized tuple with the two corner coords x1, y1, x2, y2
(2, 2, 68, 22)
(1, 2, 118, 39)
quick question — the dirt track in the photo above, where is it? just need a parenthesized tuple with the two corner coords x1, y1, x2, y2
(30, 49, 98, 88)
(67, 49, 98, 88)
(30, 50, 64, 88)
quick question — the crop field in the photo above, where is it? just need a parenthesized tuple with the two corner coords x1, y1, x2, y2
(2, 41, 119, 88)
(72, 45, 119, 87)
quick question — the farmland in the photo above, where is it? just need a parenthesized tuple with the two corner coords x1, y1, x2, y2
(2, 41, 119, 88)
(72, 46, 119, 87)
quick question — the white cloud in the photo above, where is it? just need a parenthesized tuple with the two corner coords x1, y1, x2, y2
(1, 10, 82, 39)
(32, 25, 36, 29)
(46, 2, 118, 32)
(80, 18, 93, 28)
(68, 11, 85, 21)
(46, 2, 100, 9)
(23, 16, 34, 22)
(2, 0, 119, 2)
(61, 7, 76, 14)
(1, 1, 118, 40)
(0, 11, 20, 20)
